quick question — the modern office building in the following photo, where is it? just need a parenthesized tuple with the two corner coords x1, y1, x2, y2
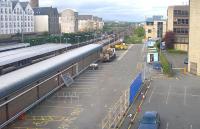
(144, 15, 167, 41)
(167, 5, 189, 51)
(0, 0, 34, 35)
(33, 7, 59, 34)
(60, 9, 78, 33)
(188, 0, 200, 75)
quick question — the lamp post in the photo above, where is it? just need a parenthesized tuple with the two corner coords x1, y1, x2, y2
(75, 36, 81, 47)
(64, 37, 70, 44)
(85, 34, 90, 43)
(93, 32, 97, 42)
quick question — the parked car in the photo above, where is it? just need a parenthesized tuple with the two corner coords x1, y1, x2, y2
(138, 111, 160, 129)
(184, 57, 188, 64)
(152, 62, 162, 71)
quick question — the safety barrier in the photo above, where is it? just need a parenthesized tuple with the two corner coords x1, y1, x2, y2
(129, 72, 143, 105)
(102, 72, 143, 129)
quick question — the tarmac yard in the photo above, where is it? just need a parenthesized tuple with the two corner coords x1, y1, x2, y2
(6, 44, 143, 129)
(131, 73, 200, 129)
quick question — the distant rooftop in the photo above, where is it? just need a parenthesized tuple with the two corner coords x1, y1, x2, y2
(146, 15, 166, 22)
(33, 7, 58, 15)
(78, 15, 93, 20)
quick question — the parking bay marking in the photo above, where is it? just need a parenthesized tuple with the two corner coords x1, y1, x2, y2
(166, 85, 171, 104)
(184, 87, 187, 105)
(148, 89, 154, 103)
(166, 122, 169, 129)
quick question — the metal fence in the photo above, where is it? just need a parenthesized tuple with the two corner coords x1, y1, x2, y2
(101, 72, 143, 129)
(102, 89, 129, 129)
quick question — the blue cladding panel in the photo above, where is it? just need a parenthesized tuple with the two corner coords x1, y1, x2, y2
(129, 73, 142, 104)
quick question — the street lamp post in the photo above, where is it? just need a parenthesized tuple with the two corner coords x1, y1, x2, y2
(64, 38, 70, 44)
(93, 32, 97, 42)
(75, 36, 81, 47)
(85, 35, 90, 44)
(60, 32, 62, 44)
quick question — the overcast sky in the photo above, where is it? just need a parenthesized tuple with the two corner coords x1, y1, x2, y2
(36, 0, 189, 22)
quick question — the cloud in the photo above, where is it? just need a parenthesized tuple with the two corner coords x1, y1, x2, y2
(23, 0, 189, 21)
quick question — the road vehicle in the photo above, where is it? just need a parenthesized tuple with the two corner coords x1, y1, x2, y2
(100, 48, 116, 62)
(138, 111, 160, 129)
(153, 62, 162, 70)
(184, 57, 188, 64)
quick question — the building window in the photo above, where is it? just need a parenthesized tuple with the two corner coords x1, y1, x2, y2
(148, 29, 152, 33)
(1, 23, 4, 28)
(174, 10, 189, 16)
(5, 15, 8, 21)
(0, 15, 3, 21)
(5, 23, 8, 28)
(5, 8, 7, 14)
(174, 28, 189, 35)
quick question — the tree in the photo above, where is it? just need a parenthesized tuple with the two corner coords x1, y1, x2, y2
(134, 27, 145, 37)
(163, 31, 175, 49)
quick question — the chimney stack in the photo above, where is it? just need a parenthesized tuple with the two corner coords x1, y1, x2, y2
(30, 0, 39, 8)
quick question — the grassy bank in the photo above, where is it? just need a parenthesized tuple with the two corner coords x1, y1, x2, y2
(167, 49, 187, 54)
(160, 52, 173, 76)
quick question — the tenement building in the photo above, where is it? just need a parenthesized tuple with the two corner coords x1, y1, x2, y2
(0, 0, 34, 35)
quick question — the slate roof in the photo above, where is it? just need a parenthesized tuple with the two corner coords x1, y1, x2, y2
(78, 15, 93, 20)
(33, 7, 58, 16)
(20, 2, 29, 10)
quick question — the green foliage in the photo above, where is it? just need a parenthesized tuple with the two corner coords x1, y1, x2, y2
(124, 27, 145, 44)
(155, 41, 160, 49)
(160, 52, 173, 76)
(124, 35, 143, 44)
(167, 49, 187, 54)
(134, 27, 145, 37)
(24, 32, 95, 46)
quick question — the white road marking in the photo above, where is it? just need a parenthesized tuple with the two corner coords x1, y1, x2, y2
(184, 87, 187, 105)
(113, 89, 117, 92)
(148, 83, 153, 103)
(191, 94, 200, 97)
(190, 124, 193, 129)
(104, 104, 108, 108)
(117, 44, 133, 61)
(166, 85, 171, 104)
(166, 122, 169, 129)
